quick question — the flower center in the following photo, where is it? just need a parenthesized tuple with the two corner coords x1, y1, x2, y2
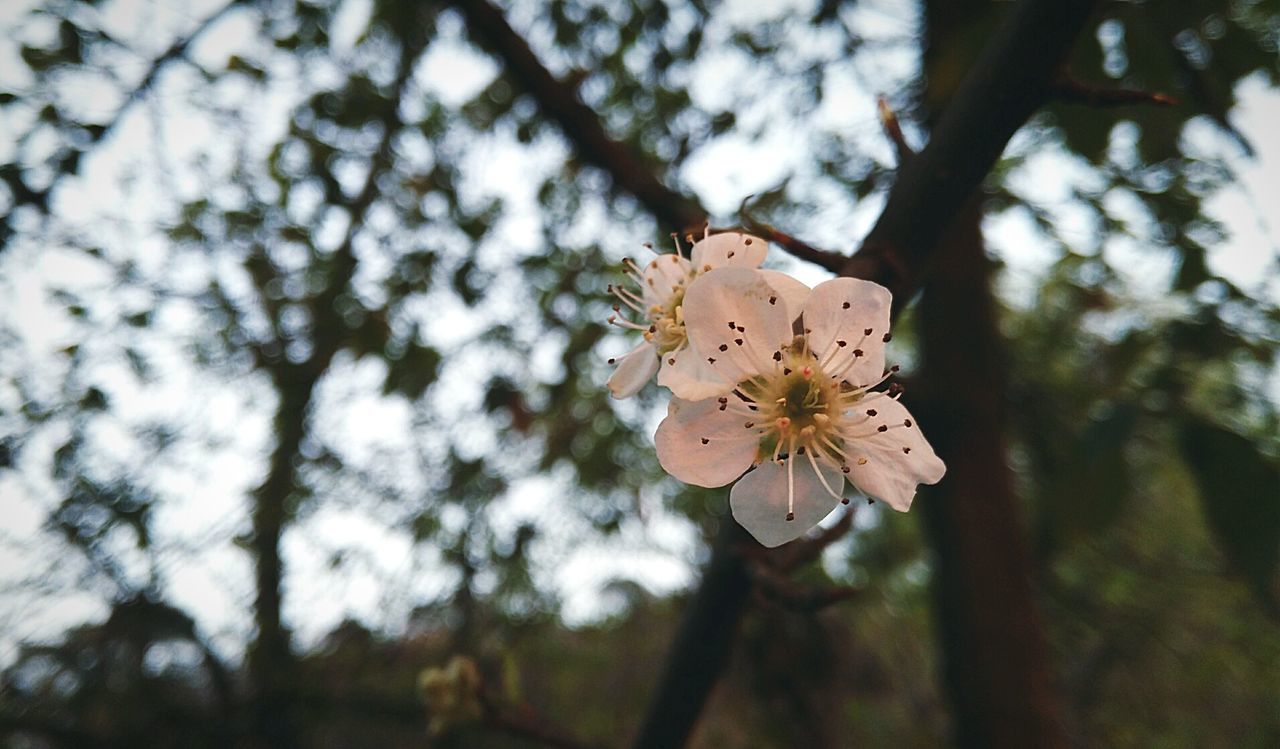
(646, 285, 688, 355)
(725, 337, 863, 476)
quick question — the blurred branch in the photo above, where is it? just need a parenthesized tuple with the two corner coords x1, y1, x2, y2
(447, 0, 705, 232)
(737, 200, 848, 270)
(13, 0, 249, 217)
(842, 0, 1101, 315)
(244, 22, 429, 748)
(877, 97, 915, 164)
(1050, 73, 1179, 107)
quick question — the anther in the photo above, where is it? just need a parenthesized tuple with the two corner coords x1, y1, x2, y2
(744, 238, 753, 245)
(866, 498, 875, 505)
(841, 497, 850, 505)
(668, 358, 676, 365)
(607, 358, 616, 364)
(719, 344, 728, 352)
(842, 302, 851, 309)
(700, 438, 709, 445)
(744, 422, 754, 428)
(904, 419, 912, 427)
(783, 368, 792, 375)
(727, 321, 736, 329)
(772, 351, 782, 361)
(736, 325, 745, 332)
(882, 332, 892, 343)
(857, 457, 868, 465)
(785, 511, 795, 521)
(890, 365, 900, 372)
(796, 446, 806, 455)
(841, 465, 850, 474)
(702, 264, 712, 272)
(866, 409, 877, 416)
(769, 296, 777, 305)
(727, 250, 736, 258)
(707, 357, 716, 364)
(734, 338, 743, 346)
(902, 446, 911, 453)
(864, 328, 873, 335)
(877, 425, 888, 432)
(837, 340, 847, 347)
(853, 349, 864, 357)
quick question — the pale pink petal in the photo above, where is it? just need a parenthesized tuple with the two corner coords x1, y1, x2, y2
(641, 254, 694, 307)
(757, 269, 810, 326)
(681, 268, 793, 387)
(657, 345, 732, 401)
(841, 393, 945, 511)
(656, 396, 760, 487)
(802, 278, 892, 388)
(690, 231, 768, 270)
(730, 458, 846, 548)
(606, 341, 659, 399)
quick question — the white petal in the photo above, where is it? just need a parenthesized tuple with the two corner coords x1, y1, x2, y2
(655, 396, 760, 487)
(757, 269, 810, 325)
(681, 267, 793, 386)
(841, 394, 945, 511)
(690, 231, 768, 270)
(658, 345, 732, 401)
(730, 458, 845, 548)
(802, 277, 892, 389)
(606, 341, 660, 399)
(641, 254, 694, 307)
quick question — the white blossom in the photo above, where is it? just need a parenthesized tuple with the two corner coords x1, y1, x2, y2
(655, 267, 946, 547)
(605, 232, 807, 400)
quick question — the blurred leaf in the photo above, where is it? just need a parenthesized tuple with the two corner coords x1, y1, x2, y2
(1042, 403, 1139, 550)
(1179, 419, 1280, 614)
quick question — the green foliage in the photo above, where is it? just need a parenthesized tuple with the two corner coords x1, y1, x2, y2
(1179, 419, 1280, 613)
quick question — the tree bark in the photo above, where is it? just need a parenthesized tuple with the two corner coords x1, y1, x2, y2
(915, 204, 1067, 747)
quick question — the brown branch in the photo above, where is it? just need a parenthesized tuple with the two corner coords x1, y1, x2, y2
(1050, 73, 1179, 107)
(736, 202, 847, 271)
(877, 97, 915, 164)
(842, 0, 1102, 315)
(447, 0, 704, 233)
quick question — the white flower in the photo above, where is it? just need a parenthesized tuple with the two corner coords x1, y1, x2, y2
(654, 267, 946, 547)
(606, 232, 807, 400)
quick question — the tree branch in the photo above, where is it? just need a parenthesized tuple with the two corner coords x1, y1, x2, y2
(1050, 73, 1179, 108)
(447, 0, 704, 232)
(843, 0, 1101, 315)
(8, 0, 248, 219)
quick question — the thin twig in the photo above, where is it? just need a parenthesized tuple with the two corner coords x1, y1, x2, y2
(1050, 73, 1179, 107)
(737, 200, 847, 272)
(877, 96, 915, 163)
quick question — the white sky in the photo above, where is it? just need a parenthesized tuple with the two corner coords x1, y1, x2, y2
(0, 0, 1277, 663)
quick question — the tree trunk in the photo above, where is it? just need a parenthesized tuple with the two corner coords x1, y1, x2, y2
(915, 202, 1067, 747)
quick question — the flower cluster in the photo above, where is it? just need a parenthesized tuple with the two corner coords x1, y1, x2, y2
(608, 232, 944, 547)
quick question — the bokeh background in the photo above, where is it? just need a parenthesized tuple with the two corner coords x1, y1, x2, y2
(1, 0, 1277, 747)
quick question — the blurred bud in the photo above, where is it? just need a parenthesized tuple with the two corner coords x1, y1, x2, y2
(418, 655, 483, 735)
